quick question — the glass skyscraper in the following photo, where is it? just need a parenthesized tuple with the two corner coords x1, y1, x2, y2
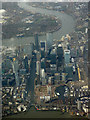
(64, 50, 70, 65)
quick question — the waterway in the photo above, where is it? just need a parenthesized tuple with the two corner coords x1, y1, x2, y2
(2, 2, 75, 47)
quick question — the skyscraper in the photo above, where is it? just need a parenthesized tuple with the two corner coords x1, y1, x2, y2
(49, 48, 57, 71)
(57, 44, 63, 61)
(12, 58, 19, 86)
(35, 33, 39, 50)
(36, 61, 40, 75)
(57, 44, 63, 69)
(41, 48, 45, 59)
(46, 33, 53, 49)
(41, 58, 45, 70)
(64, 50, 70, 65)
(50, 48, 57, 64)
(23, 55, 29, 73)
(40, 69, 46, 85)
(36, 51, 40, 61)
(40, 41, 47, 52)
(23, 44, 34, 57)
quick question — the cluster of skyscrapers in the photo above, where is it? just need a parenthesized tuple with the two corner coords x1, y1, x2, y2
(34, 33, 76, 88)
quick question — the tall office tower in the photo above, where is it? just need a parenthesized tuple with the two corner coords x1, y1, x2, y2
(46, 33, 53, 49)
(23, 55, 29, 73)
(36, 51, 40, 61)
(65, 64, 73, 81)
(41, 58, 45, 70)
(36, 61, 40, 75)
(40, 69, 45, 78)
(49, 48, 57, 71)
(41, 48, 45, 59)
(40, 41, 47, 52)
(35, 33, 39, 51)
(64, 50, 70, 65)
(40, 69, 46, 85)
(50, 48, 57, 64)
(57, 44, 63, 68)
(12, 58, 19, 86)
(23, 44, 34, 57)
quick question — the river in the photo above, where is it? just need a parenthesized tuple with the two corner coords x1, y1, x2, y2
(2, 2, 75, 47)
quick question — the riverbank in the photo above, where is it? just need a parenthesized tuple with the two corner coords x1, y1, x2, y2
(2, 2, 75, 47)
(2, 2, 62, 39)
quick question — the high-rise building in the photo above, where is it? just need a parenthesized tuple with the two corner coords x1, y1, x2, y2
(41, 58, 45, 70)
(23, 44, 34, 57)
(64, 50, 70, 65)
(40, 69, 46, 85)
(36, 51, 40, 61)
(41, 48, 45, 59)
(36, 61, 40, 75)
(57, 44, 63, 63)
(46, 33, 53, 49)
(65, 64, 73, 81)
(57, 44, 63, 70)
(49, 48, 57, 71)
(23, 55, 29, 73)
(40, 69, 45, 78)
(12, 58, 19, 86)
(35, 33, 39, 50)
(50, 48, 57, 64)
(40, 41, 47, 52)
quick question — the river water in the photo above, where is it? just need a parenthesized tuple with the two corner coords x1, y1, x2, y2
(2, 2, 75, 47)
